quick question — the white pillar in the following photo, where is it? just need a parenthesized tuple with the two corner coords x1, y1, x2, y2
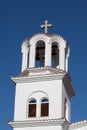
(29, 44, 35, 68)
(45, 42, 51, 66)
(59, 48, 65, 70)
(65, 56, 68, 72)
(21, 41, 28, 72)
(36, 100, 40, 117)
(65, 48, 70, 72)
(68, 102, 71, 123)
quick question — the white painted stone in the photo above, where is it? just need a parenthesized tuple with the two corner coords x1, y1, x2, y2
(21, 33, 69, 71)
(21, 41, 29, 72)
(14, 80, 63, 120)
(9, 22, 87, 130)
(13, 125, 63, 130)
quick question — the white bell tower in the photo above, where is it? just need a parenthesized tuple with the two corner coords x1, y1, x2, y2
(8, 20, 75, 130)
(21, 20, 69, 72)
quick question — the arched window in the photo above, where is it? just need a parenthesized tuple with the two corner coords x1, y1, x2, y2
(28, 98, 36, 117)
(35, 41, 45, 68)
(51, 42, 59, 67)
(41, 98, 49, 117)
(64, 98, 68, 119)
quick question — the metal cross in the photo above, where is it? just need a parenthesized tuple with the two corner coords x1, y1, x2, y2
(40, 20, 52, 33)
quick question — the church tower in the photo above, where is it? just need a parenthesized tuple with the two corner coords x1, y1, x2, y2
(8, 20, 76, 130)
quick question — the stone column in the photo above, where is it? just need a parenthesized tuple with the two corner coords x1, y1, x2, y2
(65, 55, 68, 72)
(29, 44, 35, 68)
(21, 41, 28, 72)
(65, 48, 69, 72)
(45, 42, 51, 66)
(59, 48, 65, 70)
(36, 100, 40, 117)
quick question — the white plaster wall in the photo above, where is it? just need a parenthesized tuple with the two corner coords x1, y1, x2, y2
(62, 83, 70, 122)
(69, 126, 87, 130)
(14, 79, 64, 120)
(77, 127, 87, 130)
(14, 125, 63, 130)
(76, 127, 87, 130)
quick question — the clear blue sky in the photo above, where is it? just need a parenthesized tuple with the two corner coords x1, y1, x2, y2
(0, 0, 87, 130)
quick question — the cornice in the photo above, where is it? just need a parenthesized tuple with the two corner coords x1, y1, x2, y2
(11, 67, 66, 83)
(11, 67, 75, 97)
(8, 118, 69, 128)
(11, 73, 64, 83)
(69, 120, 87, 130)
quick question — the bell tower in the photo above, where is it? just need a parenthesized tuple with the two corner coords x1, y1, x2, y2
(21, 20, 69, 72)
(8, 20, 75, 130)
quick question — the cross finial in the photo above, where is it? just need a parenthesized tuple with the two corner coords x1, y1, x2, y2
(40, 20, 52, 33)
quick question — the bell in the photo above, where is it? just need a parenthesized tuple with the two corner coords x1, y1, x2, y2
(42, 55, 45, 59)
(36, 50, 40, 60)
(52, 48, 57, 55)
(42, 53, 45, 59)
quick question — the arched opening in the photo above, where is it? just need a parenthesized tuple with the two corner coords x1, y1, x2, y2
(35, 41, 45, 67)
(41, 98, 49, 117)
(28, 98, 36, 117)
(51, 42, 59, 67)
(64, 98, 68, 119)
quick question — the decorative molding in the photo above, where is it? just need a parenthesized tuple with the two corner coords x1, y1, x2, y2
(11, 67, 75, 97)
(23, 33, 67, 43)
(11, 67, 65, 83)
(11, 67, 66, 83)
(11, 74, 64, 83)
(8, 118, 69, 128)
(69, 120, 87, 130)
